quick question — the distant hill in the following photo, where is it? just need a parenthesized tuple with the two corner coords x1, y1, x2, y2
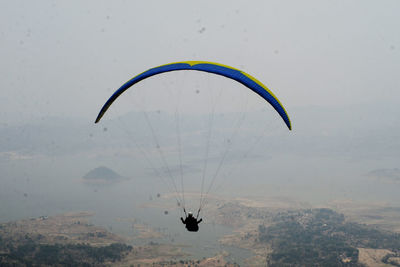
(367, 168, 400, 183)
(83, 166, 123, 184)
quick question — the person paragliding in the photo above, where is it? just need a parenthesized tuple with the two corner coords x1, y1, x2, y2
(181, 211, 202, 232)
(94, 61, 292, 232)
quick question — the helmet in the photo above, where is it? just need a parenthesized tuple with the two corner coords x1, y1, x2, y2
(188, 212, 193, 217)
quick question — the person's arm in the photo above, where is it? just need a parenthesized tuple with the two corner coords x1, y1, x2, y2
(180, 217, 185, 224)
(197, 218, 202, 224)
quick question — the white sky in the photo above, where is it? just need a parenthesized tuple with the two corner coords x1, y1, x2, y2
(1, 0, 399, 122)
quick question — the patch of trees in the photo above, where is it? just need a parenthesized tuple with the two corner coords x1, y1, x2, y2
(258, 208, 400, 266)
(261, 221, 360, 266)
(382, 253, 400, 266)
(0, 241, 132, 266)
(336, 222, 400, 250)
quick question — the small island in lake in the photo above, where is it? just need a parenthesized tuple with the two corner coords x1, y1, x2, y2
(82, 166, 125, 185)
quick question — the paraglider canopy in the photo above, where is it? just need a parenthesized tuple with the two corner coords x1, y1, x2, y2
(95, 61, 291, 130)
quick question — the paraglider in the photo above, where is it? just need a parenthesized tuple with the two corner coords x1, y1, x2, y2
(95, 61, 292, 232)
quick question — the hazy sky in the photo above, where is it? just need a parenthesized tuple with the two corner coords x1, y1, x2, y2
(1, 0, 399, 122)
(1, 1, 400, 227)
